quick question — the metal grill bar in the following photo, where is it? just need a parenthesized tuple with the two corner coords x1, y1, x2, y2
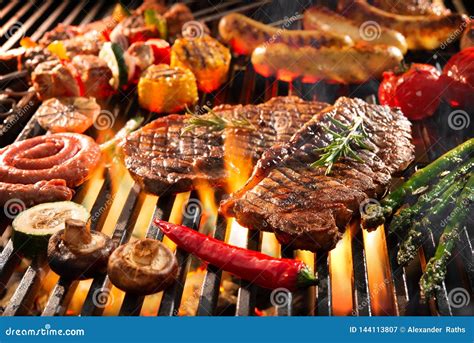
(386, 232, 408, 315)
(61, 2, 88, 26)
(158, 193, 201, 316)
(29, 1, 70, 42)
(276, 247, 293, 316)
(235, 230, 259, 316)
(196, 215, 226, 316)
(1, 0, 55, 52)
(352, 228, 371, 316)
(316, 253, 331, 316)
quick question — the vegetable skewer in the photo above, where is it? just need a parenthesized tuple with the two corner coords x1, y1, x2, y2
(362, 138, 474, 229)
(420, 173, 474, 298)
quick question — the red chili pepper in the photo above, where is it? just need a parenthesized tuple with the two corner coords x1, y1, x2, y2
(155, 220, 317, 291)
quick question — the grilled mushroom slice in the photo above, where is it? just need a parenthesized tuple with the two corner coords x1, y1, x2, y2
(107, 238, 178, 295)
(47, 219, 115, 280)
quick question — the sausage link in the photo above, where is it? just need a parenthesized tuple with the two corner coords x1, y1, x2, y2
(343, 0, 468, 50)
(251, 43, 403, 84)
(218, 12, 353, 55)
(303, 6, 407, 54)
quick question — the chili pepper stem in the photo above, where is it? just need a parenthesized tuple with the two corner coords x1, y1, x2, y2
(297, 267, 318, 288)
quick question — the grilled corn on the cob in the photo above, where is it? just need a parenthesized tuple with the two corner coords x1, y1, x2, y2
(171, 35, 231, 93)
(138, 64, 198, 113)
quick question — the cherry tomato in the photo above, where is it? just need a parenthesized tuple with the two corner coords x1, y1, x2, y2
(146, 38, 170, 65)
(378, 63, 442, 121)
(440, 47, 474, 110)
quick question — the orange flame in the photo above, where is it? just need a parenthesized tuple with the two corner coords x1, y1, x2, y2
(329, 227, 353, 316)
(196, 180, 219, 236)
(223, 129, 253, 247)
(363, 226, 396, 315)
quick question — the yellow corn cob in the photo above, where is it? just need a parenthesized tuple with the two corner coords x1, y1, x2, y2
(138, 64, 198, 113)
(171, 35, 231, 93)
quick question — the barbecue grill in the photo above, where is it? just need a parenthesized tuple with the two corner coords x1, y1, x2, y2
(0, 0, 473, 317)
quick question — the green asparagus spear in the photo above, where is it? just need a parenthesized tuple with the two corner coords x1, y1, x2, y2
(420, 173, 474, 299)
(390, 159, 473, 234)
(362, 138, 474, 229)
(100, 117, 144, 153)
(397, 176, 469, 265)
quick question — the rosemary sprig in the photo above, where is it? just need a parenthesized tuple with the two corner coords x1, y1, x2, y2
(310, 115, 371, 175)
(181, 106, 255, 135)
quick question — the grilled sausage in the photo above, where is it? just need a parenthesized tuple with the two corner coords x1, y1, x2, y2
(342, 0, 468, 50)
(218, 12, 353, 55)
(303, 6, 407, 54)
(251, 43, 403, 84)
(0, 180, 73, 208)
(0, 133, 100, 187)
(371, 0, 449, 16)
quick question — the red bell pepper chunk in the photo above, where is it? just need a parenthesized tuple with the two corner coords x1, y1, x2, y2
(146, 38, 170, 65)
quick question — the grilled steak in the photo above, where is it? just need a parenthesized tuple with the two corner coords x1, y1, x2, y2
(123, 97, 329, 195)
(220, 97, 414, 252)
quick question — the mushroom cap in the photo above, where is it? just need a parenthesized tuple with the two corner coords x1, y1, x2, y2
(107, 239, 178, 295)
(47, 229, 116, 280)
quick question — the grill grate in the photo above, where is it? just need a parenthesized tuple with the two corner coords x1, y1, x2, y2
(0, 0, 473, 317)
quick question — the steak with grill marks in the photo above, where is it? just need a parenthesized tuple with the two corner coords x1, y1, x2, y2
(122, 97, 329, 196)
(220, 97, 414, 252)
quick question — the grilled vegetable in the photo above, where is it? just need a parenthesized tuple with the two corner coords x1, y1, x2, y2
(420, 173, 474, 298)
(362, 138, 474, 229)
(36, 97, 101, 133)
(137, 64, 198, 113)
(103, 2, 131, 40)
(47, 40, 69, 60)
(99, 42, 128, 89)
(107, 238, 178, 295)
(171, 35, 231, 92)
(397, 175, 468, 265)
(379, 63, 442, 120)
(144, 9, 167, 40)
(47, 219, 115, 279)
(101, 117, 144, 154)
(155, 220, 318, 291)
(146, 38, 170, 65)
(12, 201, 90, 257)
(389, 159, 473, 235)
(440, 47, 474, 110)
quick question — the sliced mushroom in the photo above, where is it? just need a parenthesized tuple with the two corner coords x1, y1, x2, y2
(47, 219, 115, 280)
(107, 238, 178, 295)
